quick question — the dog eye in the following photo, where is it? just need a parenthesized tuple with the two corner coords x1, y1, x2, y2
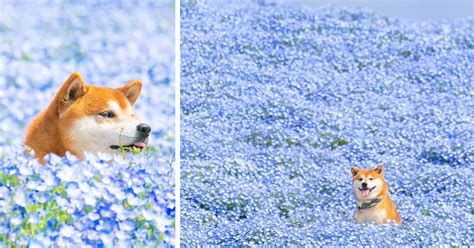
(99, 111, 115, 118)
(358, 178, 363, 181)
(369, 178, 374, 180)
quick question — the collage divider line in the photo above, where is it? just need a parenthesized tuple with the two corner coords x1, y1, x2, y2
(174, 0, 181, 246)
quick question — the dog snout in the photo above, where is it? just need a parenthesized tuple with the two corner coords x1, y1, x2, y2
(362, 182, 368, 188)
(137, 123, 151, 137)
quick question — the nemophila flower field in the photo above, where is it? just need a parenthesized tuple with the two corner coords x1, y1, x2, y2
(181, 1, 473, 246)
(0, 1, 175, 246)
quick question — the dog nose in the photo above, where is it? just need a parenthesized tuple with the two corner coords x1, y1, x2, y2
(362, 182, 367, 188)
(137, 123, 151, 137)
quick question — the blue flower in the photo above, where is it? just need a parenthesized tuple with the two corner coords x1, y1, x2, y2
(181, 1, 473, 246)
(13, 188, 26, 207)
(59, 225, 76, 238)
(0, 0, 175, 245)
(119, 220, 135, 232)
(57, 166, 79, 183)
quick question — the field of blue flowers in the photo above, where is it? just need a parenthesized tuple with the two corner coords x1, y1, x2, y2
(181, 1, 473, 246)
(0, 1, 175, 246)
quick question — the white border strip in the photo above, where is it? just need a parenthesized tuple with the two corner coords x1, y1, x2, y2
(174, 0, 181, 246)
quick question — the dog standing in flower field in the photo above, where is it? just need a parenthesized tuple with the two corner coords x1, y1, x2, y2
(351, 165, 401, 224)
(24, 72, 151, 164)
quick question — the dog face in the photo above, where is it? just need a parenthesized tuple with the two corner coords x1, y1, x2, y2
(56, 73, 150, 155)
(351, 165, 385, 200)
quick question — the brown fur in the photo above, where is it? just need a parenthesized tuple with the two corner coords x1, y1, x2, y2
(24, 72, 142, 164)
(351, 165, 401, 224)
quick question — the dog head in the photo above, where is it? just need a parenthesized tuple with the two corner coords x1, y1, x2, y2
(351, 165, 386, 200)
(55, 72, 151, 156)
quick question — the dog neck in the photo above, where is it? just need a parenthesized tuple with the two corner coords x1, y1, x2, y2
(357, 197, 383, 210)
(25, 101, 68, 162)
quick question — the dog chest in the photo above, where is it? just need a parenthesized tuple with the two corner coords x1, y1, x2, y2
(354, 208, 386, 224)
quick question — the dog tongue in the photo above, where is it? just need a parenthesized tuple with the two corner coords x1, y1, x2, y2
(133, 142, 146, 148)
(362, 190, 369, 197)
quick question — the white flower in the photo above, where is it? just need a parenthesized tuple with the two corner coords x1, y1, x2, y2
(13, 189, 26, 207)
(59, 225, 75, 238)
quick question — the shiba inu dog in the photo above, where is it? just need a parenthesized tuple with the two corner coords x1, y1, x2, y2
(351, 165, 401, 224)
(25, 72, 151, 164)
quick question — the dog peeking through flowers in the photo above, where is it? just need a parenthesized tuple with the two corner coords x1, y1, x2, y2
(351, 165, 401, 224)
(24, 72, 151, 164)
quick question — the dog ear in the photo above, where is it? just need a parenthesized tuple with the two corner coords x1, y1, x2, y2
(57, 72, 85, 113)
(351, 166, 359, 177)
(118, 80, 142, 105)
(375, 165, 384, 174)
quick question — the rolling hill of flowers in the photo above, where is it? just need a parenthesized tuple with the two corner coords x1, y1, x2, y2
(180, 1, 473, 246)
(0, 0, 175, 246)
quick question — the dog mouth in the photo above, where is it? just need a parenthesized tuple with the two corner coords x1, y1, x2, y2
(359, 186, 376, 197)
(110, 140, 148, 151)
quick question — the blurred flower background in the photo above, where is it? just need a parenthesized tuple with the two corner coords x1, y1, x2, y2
(181, 0, 473, 246)
(0, 0, 175, 246)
